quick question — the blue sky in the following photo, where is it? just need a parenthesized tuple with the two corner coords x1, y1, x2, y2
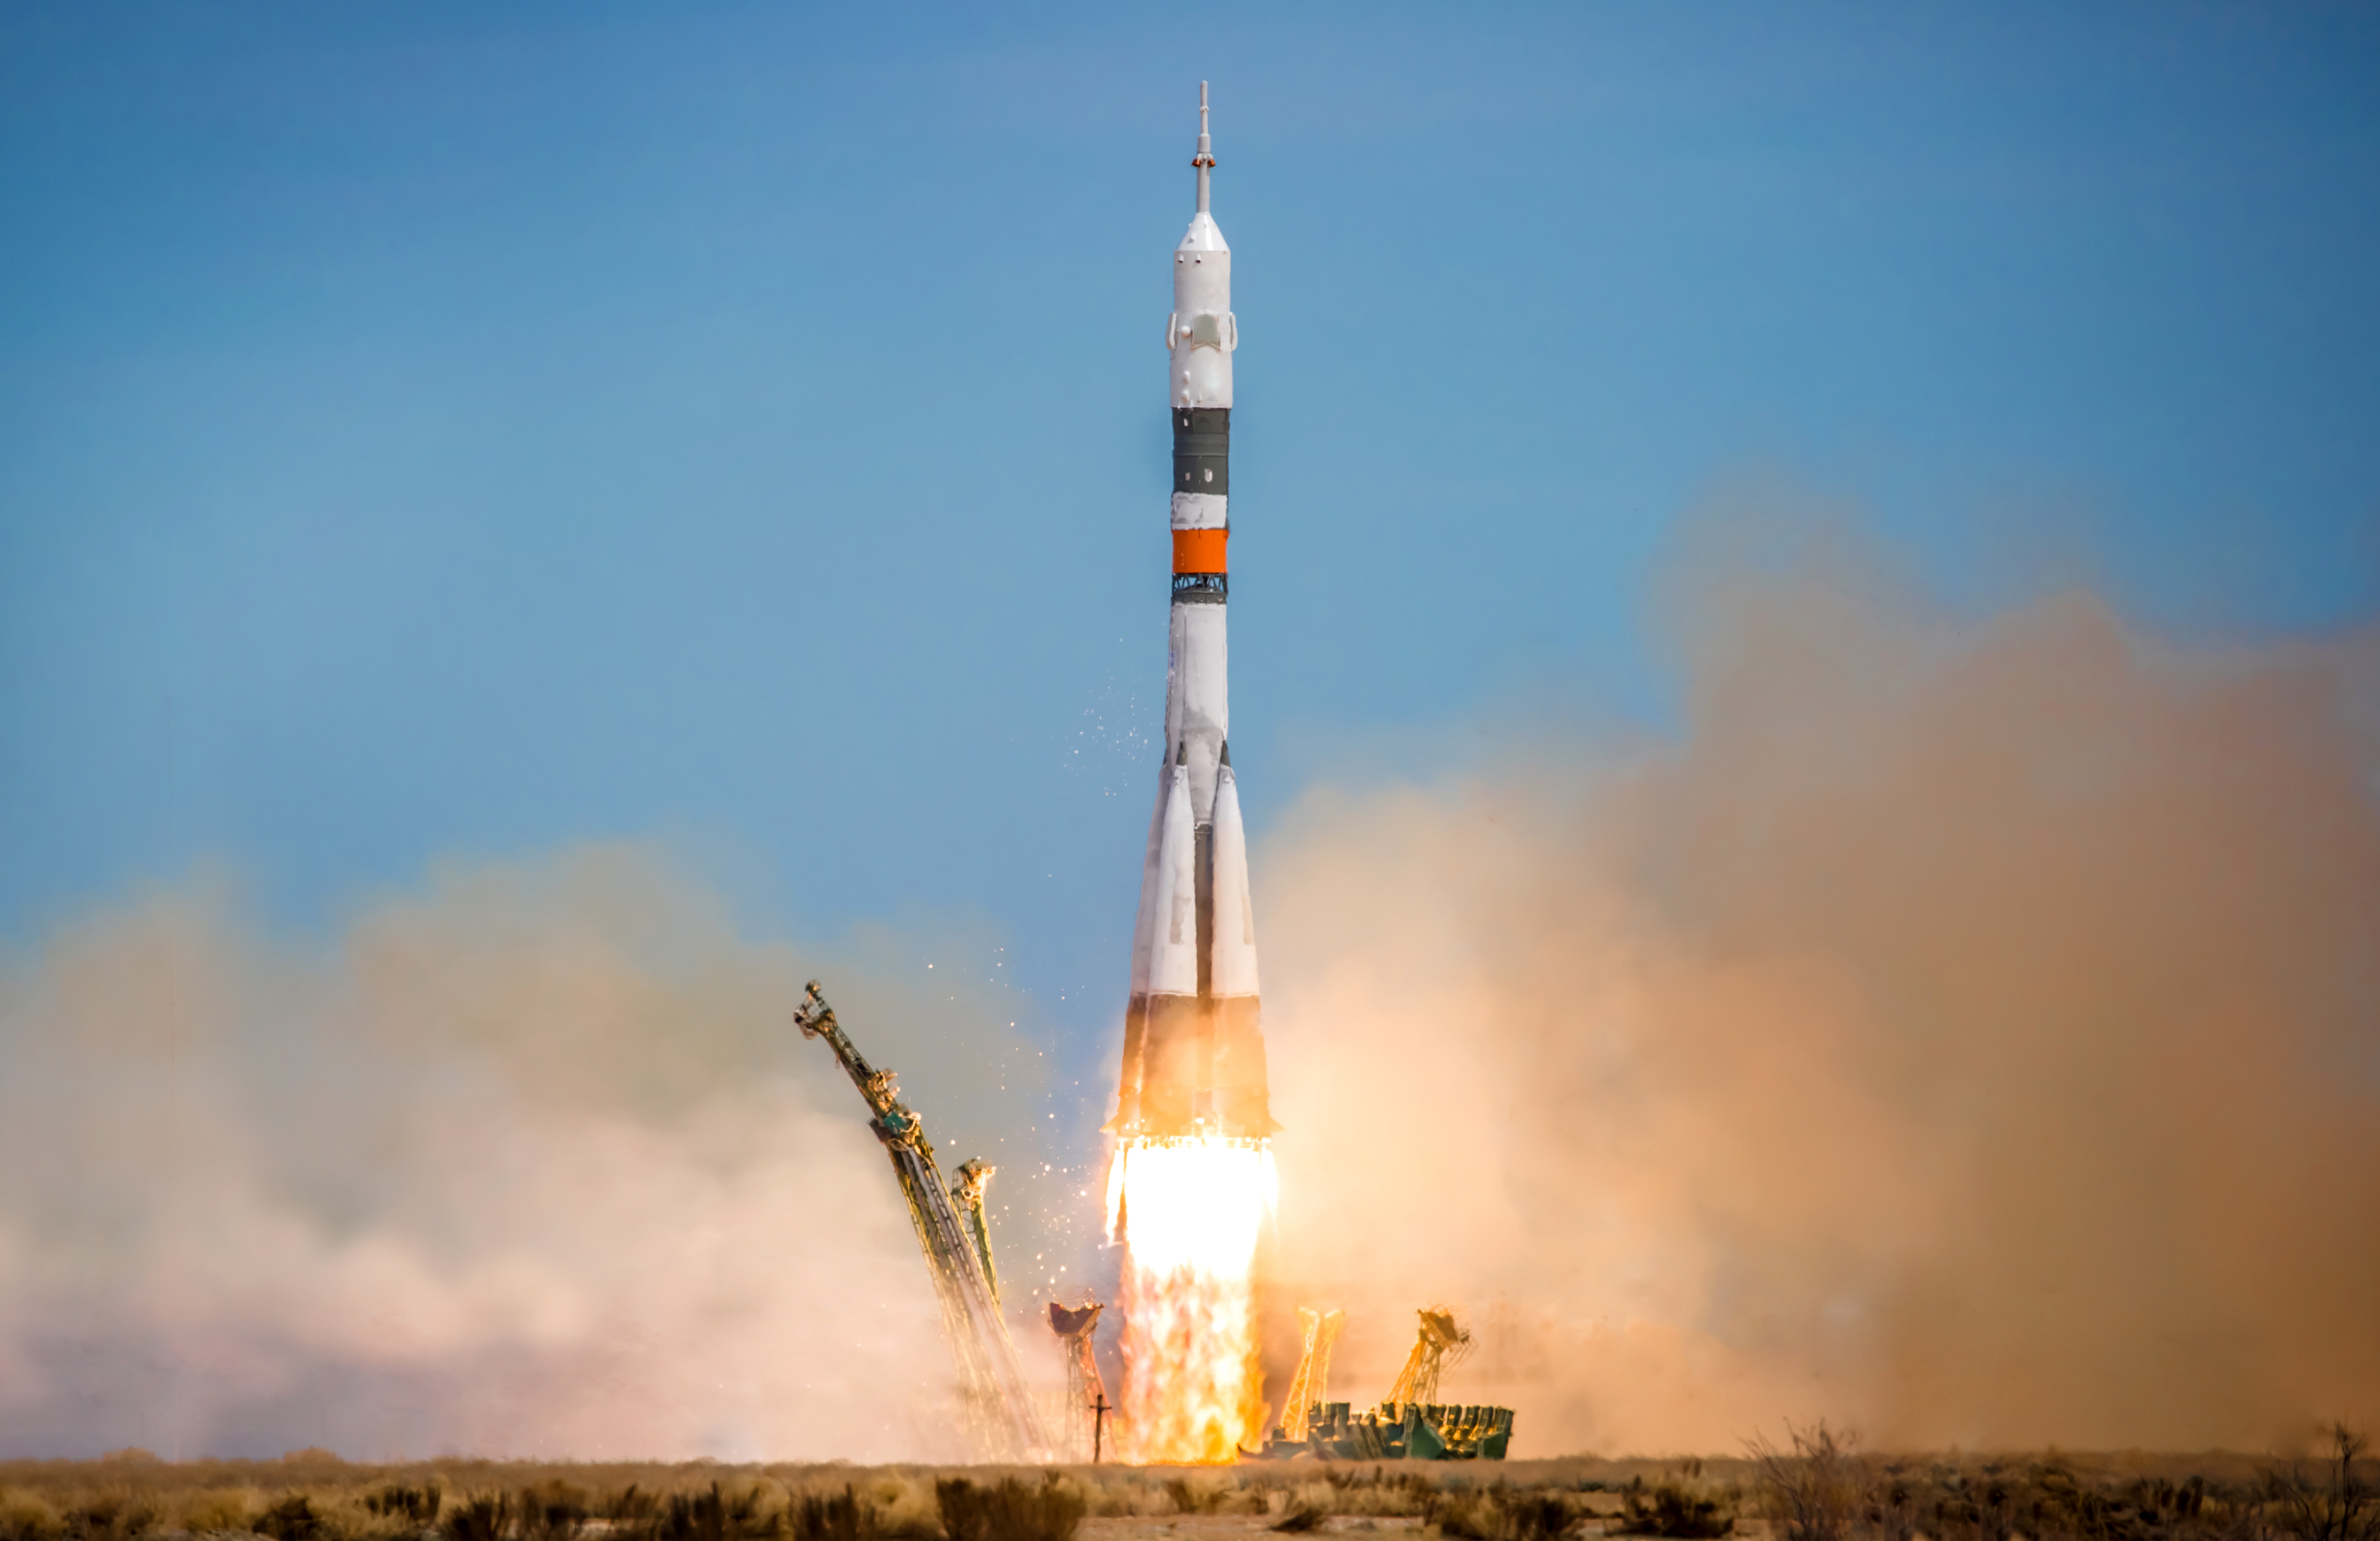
(3, 0, 2377, 1065)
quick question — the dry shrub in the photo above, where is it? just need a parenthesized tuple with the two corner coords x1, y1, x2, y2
(255, 1496, 324, 1541)
(1269, 1482, 1337, 1533)
(1320, 1467, 1436, 1519)
(1162, 1478, 1237, 1517)
(1860, 1465, 1920, 1541)
(1924, 1463, 2018, 1541)
(651, 1483, 776, 1541)
(60, 1496, 159, 1541)
(363, 1483, 443, 1528)
(606, 1486, 662, 1527)
(1433, 1488, 1493, 1540)
(447, 1494, 512, 1541)
(863, 1475, 943, 1540)
(1430, 1483, 1580, 1541)
(1988, 1463, 2206, 1541)
(517, 1483, 592, 1541)
(1749, 1423, 1864, 1541)
(1063, 1474, 1162, 1520)
(1613, 1477, 1734, 1539)
(1, 1494, 63, 1541)
(769, 1477, 917, 1541)
(790, 1488, 869, 1541)
(934, 1475, 1084, 1541)
(2268, 1426, 2379, 1541)
(181, 1489, 259, 1534)
(316, 1491, 404, 1541)
(777, 1477, 949, 1541)
(1499, 1492, 1583, 1541)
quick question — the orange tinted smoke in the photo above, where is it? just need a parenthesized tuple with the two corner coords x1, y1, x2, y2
(1173, 528, 1229, 573)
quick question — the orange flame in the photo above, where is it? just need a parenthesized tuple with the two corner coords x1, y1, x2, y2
(1105, 1134, 1277, 1463)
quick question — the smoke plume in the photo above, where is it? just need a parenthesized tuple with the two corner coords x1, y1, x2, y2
(9, 534, 2374, 1462)
(0, 847, 1056, 1460)
(1257, 539, 2380, 1455)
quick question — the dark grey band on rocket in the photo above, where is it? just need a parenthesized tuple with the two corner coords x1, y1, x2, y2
(1172, 573, 1227, 602)
(1173, 407, 1229, 497)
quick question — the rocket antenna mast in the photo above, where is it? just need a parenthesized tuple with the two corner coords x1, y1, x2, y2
(1193, 80, 1215, 213)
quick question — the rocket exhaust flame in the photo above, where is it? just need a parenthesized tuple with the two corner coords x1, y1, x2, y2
(1106, 85, 1279, 1463)
(1108, 1135, 1277, 1463)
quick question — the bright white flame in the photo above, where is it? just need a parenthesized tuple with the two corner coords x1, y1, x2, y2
(1109, 1135, 1277, 1463)
(1108, 1137, 1276, 1269)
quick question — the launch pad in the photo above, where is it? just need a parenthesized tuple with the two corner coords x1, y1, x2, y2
(1254, 1306, 1514, 1462)
(1263, 1401, 1515, 1462)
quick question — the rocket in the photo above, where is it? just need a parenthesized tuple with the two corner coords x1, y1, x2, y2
(1108, 85, 1280, 1143)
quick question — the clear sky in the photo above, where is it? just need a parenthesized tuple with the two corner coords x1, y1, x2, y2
(4, 0, 2377, 1063)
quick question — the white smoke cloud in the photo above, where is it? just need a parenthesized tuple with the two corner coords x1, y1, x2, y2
(0, 846, 1056, 1461)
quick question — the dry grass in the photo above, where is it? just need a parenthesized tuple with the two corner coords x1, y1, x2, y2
(0, 1440, 2371, 1541)
(1729, 1424, 2380, 1541)
(934, 1475, 1085, 1541)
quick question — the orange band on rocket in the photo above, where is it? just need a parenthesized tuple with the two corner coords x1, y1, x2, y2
(1172, 528, 1228, 573)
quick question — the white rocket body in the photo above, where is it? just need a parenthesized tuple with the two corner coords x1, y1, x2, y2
(1111, 87, 1276, 1141)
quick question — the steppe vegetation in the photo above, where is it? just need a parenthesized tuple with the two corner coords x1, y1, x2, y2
(0, 1427, 2370, 1541)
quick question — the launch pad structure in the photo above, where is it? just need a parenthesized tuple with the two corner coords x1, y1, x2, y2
(793, 980, 1050, 1462)
(1256, 1307, 1514, 1462)
(1386, 1306, 1472, 1407)
(1049, 1300, 1115, 1462)
(1277, 1308, 1345, 1443)
(1268, 1400, 1515, 1462)
(794, 970, 1517, 1463)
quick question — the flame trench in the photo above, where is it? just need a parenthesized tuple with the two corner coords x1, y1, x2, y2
(1107, 1134, 1277, 1463)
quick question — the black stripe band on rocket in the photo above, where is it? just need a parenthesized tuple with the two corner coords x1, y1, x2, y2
(1172, 572, 1227, 602)
(1173, 407, 1230, 496)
